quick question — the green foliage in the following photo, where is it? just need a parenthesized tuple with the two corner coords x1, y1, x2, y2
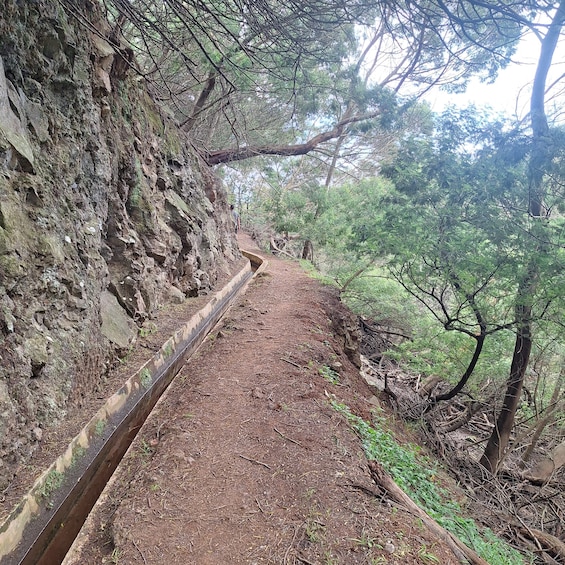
(140, 367, 152, 389)
(319, 365, 340, 384)
(163, 343, 173, 358)
(71, 445, 87, 468)
(37, 469, 64, 502)
(332, 402, 530, 565)
(313, 178, 392, 257)
(299, 259, 336, 286)
(139, 322, 157, 338)
(374, 109, 565, 389)
(94, 419, 106, 437)
(387, 308, 514, 389)
(339, 266, 416, 324)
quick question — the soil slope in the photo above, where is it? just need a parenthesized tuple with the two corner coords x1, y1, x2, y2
(64, 233, 459, 565)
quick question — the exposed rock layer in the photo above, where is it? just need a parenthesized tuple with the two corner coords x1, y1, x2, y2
(0, 0, 238, 488)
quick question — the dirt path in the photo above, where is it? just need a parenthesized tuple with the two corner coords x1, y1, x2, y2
(65, 233, 458, 565)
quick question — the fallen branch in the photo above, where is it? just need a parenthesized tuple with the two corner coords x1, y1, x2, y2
(519, 527, 565, 562)
(274, 427, 302, 446)
(239, 454, 271, 469)
(132, 539, 147, 565)
(281, 357, 301, 368)
(367, 460, 489, 565)
(269, 236, 295, 259)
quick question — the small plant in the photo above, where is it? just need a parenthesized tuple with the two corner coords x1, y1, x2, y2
(418, 544, 440, 563)
(71, 445, 87, 468)
(323, 551, 338, 565)
(138, 439, 153, 460)
(110, 547, 122, 564)
(305, 518, 325, 543)
(37, 469, 64, 503)
(163, 342, 173, 357)
(94, 419, 106, 437)
(139, 367, 152, 389)
(305, 487, 316, 500)
(118, 345, 134, 364)
(304, 506, 326, 543)
(351, 529, 377, 549)
(319, 365, 340, 385)
(310, 324, 325, 335)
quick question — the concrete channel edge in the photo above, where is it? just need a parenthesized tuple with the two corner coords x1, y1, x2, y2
(0, 249, 266, 564)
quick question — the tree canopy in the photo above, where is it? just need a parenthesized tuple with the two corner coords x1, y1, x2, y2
(68, 0, 541, 171)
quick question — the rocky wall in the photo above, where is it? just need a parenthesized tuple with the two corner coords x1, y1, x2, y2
(0, 0, 239, 489)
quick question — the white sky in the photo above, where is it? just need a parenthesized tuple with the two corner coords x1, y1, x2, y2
(426, 32, 546, 121)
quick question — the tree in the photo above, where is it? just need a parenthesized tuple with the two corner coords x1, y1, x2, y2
(339, 101, 565, 472)
(375, 110, 533, 401)
(480, 0, 565, 473)
(65, 0, 526, 175)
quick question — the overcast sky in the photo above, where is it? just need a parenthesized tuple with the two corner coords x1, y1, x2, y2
(427, 34, 540, 119)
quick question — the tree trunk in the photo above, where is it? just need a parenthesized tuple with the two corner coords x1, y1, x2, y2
(339, 259, 375, 295)
(181, 71, 217, 132)
(479, 304, 532, 473)
(479, 0, 565, 474)
(301, 240, 314, 261)
(430, 334, 485, 405)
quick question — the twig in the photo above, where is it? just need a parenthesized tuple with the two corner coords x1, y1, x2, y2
(239, 454, 271, 469)
(283, 524, 300, 565)
(274, 427, 302, 446)
(281, 357, 301, 368)
(132, 539, 147, 565)
(344, 482, 380, 498)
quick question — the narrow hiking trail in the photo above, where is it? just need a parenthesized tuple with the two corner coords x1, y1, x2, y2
(65, 233, 459, 565)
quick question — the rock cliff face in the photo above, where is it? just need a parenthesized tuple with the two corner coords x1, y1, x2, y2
(0, 0, 239, 488)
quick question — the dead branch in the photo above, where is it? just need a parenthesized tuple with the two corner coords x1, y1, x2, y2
(519, 527, 565, 562)
(437, 401, 483, 433)
(367, 460, 489, 565)
(269, 236, 295, 259)
(274, 427, 302, 446)
(238, 454, 271, 469)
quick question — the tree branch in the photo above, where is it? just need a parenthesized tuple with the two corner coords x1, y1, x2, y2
(202, 111, 381, 165)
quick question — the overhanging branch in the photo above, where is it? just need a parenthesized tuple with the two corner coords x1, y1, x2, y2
(203, 111, 380, 165)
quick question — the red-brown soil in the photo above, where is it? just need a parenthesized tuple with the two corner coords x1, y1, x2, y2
(62, 233, 460, 565)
